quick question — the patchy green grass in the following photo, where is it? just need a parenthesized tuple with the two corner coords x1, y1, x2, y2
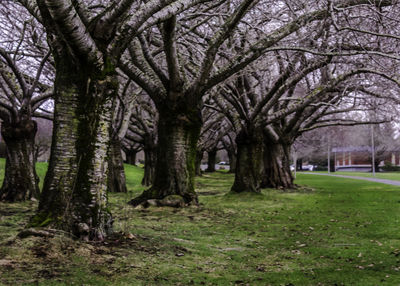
(1, 165, 400, 285)
(332, 171, 400, 181)
(313, 170, 400, 181)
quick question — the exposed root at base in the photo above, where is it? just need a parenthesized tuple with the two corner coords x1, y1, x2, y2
(129, 193, 198, 208)
(17, 228, 74, 239)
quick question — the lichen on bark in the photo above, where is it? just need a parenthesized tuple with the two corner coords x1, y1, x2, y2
(34, 55, 116, 240)
(129, 103, 202, 207)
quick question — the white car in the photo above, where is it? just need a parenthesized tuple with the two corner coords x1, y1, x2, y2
(302, 165, 314, 171)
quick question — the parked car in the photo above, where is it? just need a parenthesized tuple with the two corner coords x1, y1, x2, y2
(302, 165, 314, 171)
(218, 161, 229, 165)
(290, 164, 314, 171)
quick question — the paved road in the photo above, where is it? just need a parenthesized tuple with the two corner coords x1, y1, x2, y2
(300, 172, 400, 187)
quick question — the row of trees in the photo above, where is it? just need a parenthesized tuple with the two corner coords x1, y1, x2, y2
(0, 0, 399, 240)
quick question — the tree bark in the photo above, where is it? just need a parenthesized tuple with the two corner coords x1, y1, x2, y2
(129, 105, 202, 206)
(261, 141, 294, 189)
(231, 127, 264, 193)
(227, 147, 237, 173)
(195, 149, 203, 176)
(142, 139, 156, 186)
(0, 120, 40, 202)
(125, 149, 137, 165)
(32, 56, 115, 241)
(108, 139, 127, 193)
(205, 149, 217, 172)
(296, 158, 303, 171)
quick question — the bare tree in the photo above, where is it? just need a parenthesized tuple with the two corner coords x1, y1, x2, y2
(127, 94, 158, 187)
(18, 0, 204, 240)
(123, 0, 392, 205)
(0, 2, 53, 202)
(107, 77, 138, 193)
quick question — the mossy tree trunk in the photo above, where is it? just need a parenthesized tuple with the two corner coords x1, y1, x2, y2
(231, 127, 264, 193)
(195, 149, 203, 176)
(34, 56, 116, 241)
(261, 141, 294, 189)
(205, 149, 217, 172)
(0, 120, 39, 202)
(130, 104, 202, 206)
(108, 138, 127, 193)
(142, 137, 156, 186)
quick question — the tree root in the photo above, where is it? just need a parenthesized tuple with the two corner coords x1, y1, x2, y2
(17, 228, 75, 239)
(129, 194, 188, 208)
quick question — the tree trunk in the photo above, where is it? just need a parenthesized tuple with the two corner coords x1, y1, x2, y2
(329, 158, 335, 172)
(130, 106, 202, 206)
(125, 150, 137, 165)
(205, 149, 217, 172)
(142, 141, 156, 186)
(231, 127, 264, 193)
(32, 58, 115, 241)
(374, 159, 381, 173)
(296, 158, 303, 171)
(227, 148, 237, 173)
(0, 120, 39, 202)
(261, 141, 294, 189)
(108, 139, 127, 193)
(195, 149, 203, 176)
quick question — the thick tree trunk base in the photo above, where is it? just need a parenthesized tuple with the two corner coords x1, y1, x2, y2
(30, 206, 113, 242)
(133, 105, 201, 207)
(0, 120, 39, 202)
(261, 142, 294, 190)
(231, 128, 264, 193)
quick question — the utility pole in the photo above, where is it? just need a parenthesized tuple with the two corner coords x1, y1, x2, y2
(371, 124, 376, 177)
(327, 135, 331, 174)
(334, 151, 336, 172)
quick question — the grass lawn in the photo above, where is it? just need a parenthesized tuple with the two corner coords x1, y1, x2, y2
(314, 170, 400, 181)
(1, 161, 400, 285)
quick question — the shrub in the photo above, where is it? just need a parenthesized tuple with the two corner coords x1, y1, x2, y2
(382, 162, 400, 172)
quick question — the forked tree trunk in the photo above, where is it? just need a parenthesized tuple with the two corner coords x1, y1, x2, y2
(0, 120, 39, 202)
(129, 106, 202, 206)
(142, 142, 156, 186)
(195, 149, 203, 176)
(205, 149, 217, 172)
(108, 139, 127, 193)
(231, 127, 264, 193)
(261, 141, 294, 189)
(32, 58, 115, 241)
